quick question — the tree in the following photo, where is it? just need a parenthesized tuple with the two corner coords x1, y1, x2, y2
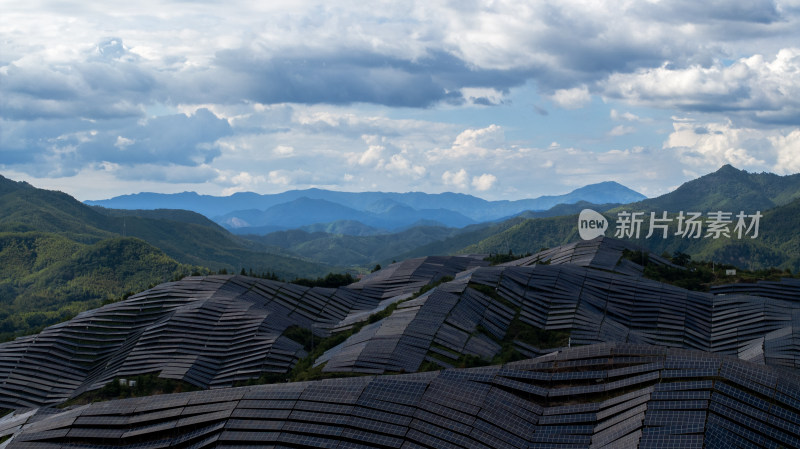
(672, 251, 691, 266)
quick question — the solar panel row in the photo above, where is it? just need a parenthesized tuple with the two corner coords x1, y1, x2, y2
(0, 256, 489, 410)
(7, 342, 800, 448)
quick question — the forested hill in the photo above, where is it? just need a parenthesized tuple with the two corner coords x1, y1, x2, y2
(1, 177, 167, 338)
(0, 175, 332, 276)
(0, 175, 332, 341)
(0, 235, 187, 341)
(455, 167, 800, 271)
(0, 176, 116, 241)
(618, 164, 800, 213)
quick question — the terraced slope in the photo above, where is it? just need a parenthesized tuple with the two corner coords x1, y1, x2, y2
(318, 237, 800, 374)
(0, 256, 487, 410)
(3, 238, 800, 447)
(6, 343, 800, 449)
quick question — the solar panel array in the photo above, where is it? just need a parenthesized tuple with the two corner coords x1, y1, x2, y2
(3, 237, 800, 447)
(314, 237, 800, 376)
(316, 277, 515, 374)
(0, 256, 486, 410)
(710, 277, 800, 301)
(7, 343, 800, 449)
(347, 255, 489, 301)
(498, 236, 677, 274)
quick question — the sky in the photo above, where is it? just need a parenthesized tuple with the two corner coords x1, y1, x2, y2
(2, 0, 800, 201)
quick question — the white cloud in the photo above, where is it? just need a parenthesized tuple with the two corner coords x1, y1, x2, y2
(471, 173, 497, 191)
(660, 119, 800, 176)
(355, 144, 385, 167)
(664, 120, 770, 170)
(217, 169, 268, 195)
(273, 145, 294, 156)
(114, 136, 134, 149)
(549, 85, 591, 109)
(267, 170, 291, 186)
(232, 171, 266, 186)
(385, 154, 426, 178)
(603, 49, 800, 123)
(112, 163, 220, 184)
(609, 125, 636, 136)
(4, 0, 800, 201)
(771, 129, 800, 174)
(442, 169, 469, 189)
(610, 109, 643, 122)
(431, 125, 505, 161)
(453, 124, 504, 149)
(460, 87, 506, 105)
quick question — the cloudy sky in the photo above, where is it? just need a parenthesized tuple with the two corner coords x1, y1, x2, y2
(2, 0, 800, 201)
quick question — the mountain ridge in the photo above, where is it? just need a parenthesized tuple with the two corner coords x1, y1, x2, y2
(85, 181, 647, 229)
(217, 197, 477, 232)
(454, 165, 800, 271)
(617, 164, 800, 213)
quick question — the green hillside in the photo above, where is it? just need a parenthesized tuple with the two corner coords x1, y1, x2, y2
(460, 209, 799, 272)
(0, 178, 116, 243)
(245, 226, 468, 267)
(0, 175, 334, 341)
(91, 208, 329, 277)
(0, 233, 192, 341)
(98, 208, 226, 227)
(459, 215, 579, 255)
(0, 175, 332, 278)
(391, 219, 526, 260)
(639, 197, 800, 270)
(244, 217, 543, 267)
(458, 169, 800, 272)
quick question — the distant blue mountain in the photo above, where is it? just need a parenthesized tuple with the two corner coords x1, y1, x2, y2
(503, 181, 646, 213)
(218, 198, 368, 230)
(219, 197, 476, 233)
(85, 181, 646, 232)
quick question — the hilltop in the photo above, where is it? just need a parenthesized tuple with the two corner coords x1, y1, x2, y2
(613, 164, 800, 213)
